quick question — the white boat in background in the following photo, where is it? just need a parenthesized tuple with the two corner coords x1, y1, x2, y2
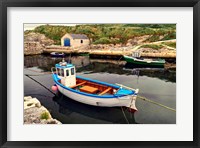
(51, 60, 139, 111)
(50, 52, 65, 57)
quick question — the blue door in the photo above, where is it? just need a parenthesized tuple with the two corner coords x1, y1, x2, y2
(64, 38, 70, 46)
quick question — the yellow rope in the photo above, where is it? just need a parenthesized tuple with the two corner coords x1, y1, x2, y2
(121, 107, 129, 124)
(137, 95, 176, 112)
(115, 83, 176, 112)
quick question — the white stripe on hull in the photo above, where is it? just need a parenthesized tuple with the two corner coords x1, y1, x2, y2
(57, 85, 137, 110)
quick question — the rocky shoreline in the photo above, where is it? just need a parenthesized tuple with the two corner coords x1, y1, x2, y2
(24, 32, 176, 59)
(24, 96, 61, 124)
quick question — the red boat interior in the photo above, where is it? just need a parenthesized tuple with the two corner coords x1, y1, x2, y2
(58, 78, 117, 95)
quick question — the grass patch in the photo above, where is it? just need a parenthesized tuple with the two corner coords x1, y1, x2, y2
(162, 42, 176, 48)
(40, 111, 50, 120)
(93, 37, 111, 44)
(145, 35, 160, 42)
(160, 32, 176, 41)
(140, 44, 163, 50)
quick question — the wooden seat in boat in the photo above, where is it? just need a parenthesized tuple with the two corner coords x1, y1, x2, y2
(98, 87, 112, 96)
(70, 81, 86, 89)
(80, 85, 99, 94)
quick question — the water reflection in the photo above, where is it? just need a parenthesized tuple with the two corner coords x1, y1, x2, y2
(24, 55, 90, 71)
(24, 55, 176, 83)
(52, 92, 137, 124)
(24, 55, 176, 124)
(78, 59, 176, 82)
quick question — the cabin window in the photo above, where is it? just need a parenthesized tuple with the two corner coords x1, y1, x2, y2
(71, 68, 75, 75)
(56, 68, 60, 76)
(80, 40, 83, 43)
(66, 69, 69, 76)
(60, 69, 64, 77)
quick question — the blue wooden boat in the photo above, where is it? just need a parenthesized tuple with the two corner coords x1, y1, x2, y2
(51, 61, 139, 111)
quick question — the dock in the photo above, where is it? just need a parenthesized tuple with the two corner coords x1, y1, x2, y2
(43, 47, 176, 60)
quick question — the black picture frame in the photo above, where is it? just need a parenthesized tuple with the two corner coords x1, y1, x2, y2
(0, 0, 199, 147)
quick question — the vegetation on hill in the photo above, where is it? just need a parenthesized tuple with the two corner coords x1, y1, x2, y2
(140, 44, 164, 50)
(162, 42, 176, 48)
(25, 24, 176, 45)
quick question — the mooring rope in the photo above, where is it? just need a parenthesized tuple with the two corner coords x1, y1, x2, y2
(25, 68, 52, 74)
(24, 74, 51, 76)
(115, 83, 176, 112)
(137, 95, 176, 112)
(25, 94, 53, 98)
(117, 56, 123, 64)
(25, 74, 57, 96)
(121, 107, 129, 124)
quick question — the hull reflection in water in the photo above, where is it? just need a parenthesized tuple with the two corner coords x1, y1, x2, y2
(124, 63, 176, 82)
(52, 92, 138, 124)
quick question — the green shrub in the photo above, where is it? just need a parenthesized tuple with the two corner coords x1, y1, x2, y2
(93, 37, 111, 44)
(40, 111, 50, 120)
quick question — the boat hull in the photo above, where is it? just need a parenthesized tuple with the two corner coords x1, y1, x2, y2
(57, 84, 136, 108)
(51, 54, 65, 57)
(53, 74, 138, 110)
(50, 52, 65, 57)
(124, 55, 165, 68)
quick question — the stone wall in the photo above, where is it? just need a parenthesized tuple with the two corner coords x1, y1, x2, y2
(24, 42, 44, 55)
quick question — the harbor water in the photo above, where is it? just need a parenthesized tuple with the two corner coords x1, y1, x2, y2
(24, 55, 176, 124)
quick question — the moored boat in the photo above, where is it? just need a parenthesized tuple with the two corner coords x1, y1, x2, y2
(51, 60, 139, 111)
(50, 52, 65, 57)
(123, 52, 165, 68)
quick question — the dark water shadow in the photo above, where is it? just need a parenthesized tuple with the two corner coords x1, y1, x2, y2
(52, 92, 138, 124)
(123, 63, 176, 82)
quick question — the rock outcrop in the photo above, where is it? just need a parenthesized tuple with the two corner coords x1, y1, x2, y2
(24, 32, 54, 55)
(24, 96, 61, 124)
(126, 35, 150, 46)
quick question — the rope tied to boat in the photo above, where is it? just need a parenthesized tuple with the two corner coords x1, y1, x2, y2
(137, 95, 176, 112)
(25, 74, 57, 96)
(25, 68, 52, 76)
(121, 106, 129, 124)
(115, 83, 176, 112)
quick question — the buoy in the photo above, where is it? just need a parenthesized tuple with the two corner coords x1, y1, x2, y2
(51, 85, 58, 92)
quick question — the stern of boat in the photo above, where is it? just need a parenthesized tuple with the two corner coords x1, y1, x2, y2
(127, 89, 139, 112)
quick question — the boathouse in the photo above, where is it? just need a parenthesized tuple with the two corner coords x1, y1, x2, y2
(61, 33, 90, 48)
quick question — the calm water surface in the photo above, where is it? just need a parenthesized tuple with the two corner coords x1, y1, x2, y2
(24, 55, 176, 124)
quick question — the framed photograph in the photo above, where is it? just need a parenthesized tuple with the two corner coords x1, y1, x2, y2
(0, 0, 199, 147)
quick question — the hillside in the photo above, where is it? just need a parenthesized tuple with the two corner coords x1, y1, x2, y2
(25, 24, 176, 45)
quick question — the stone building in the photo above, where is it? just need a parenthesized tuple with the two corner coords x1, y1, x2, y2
(61, 33, 90, 48)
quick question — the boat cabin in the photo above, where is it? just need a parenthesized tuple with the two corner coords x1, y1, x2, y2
(132, 52, 141, 58)
(55, 61, 76, 87)
(54, 61, 125, 96)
